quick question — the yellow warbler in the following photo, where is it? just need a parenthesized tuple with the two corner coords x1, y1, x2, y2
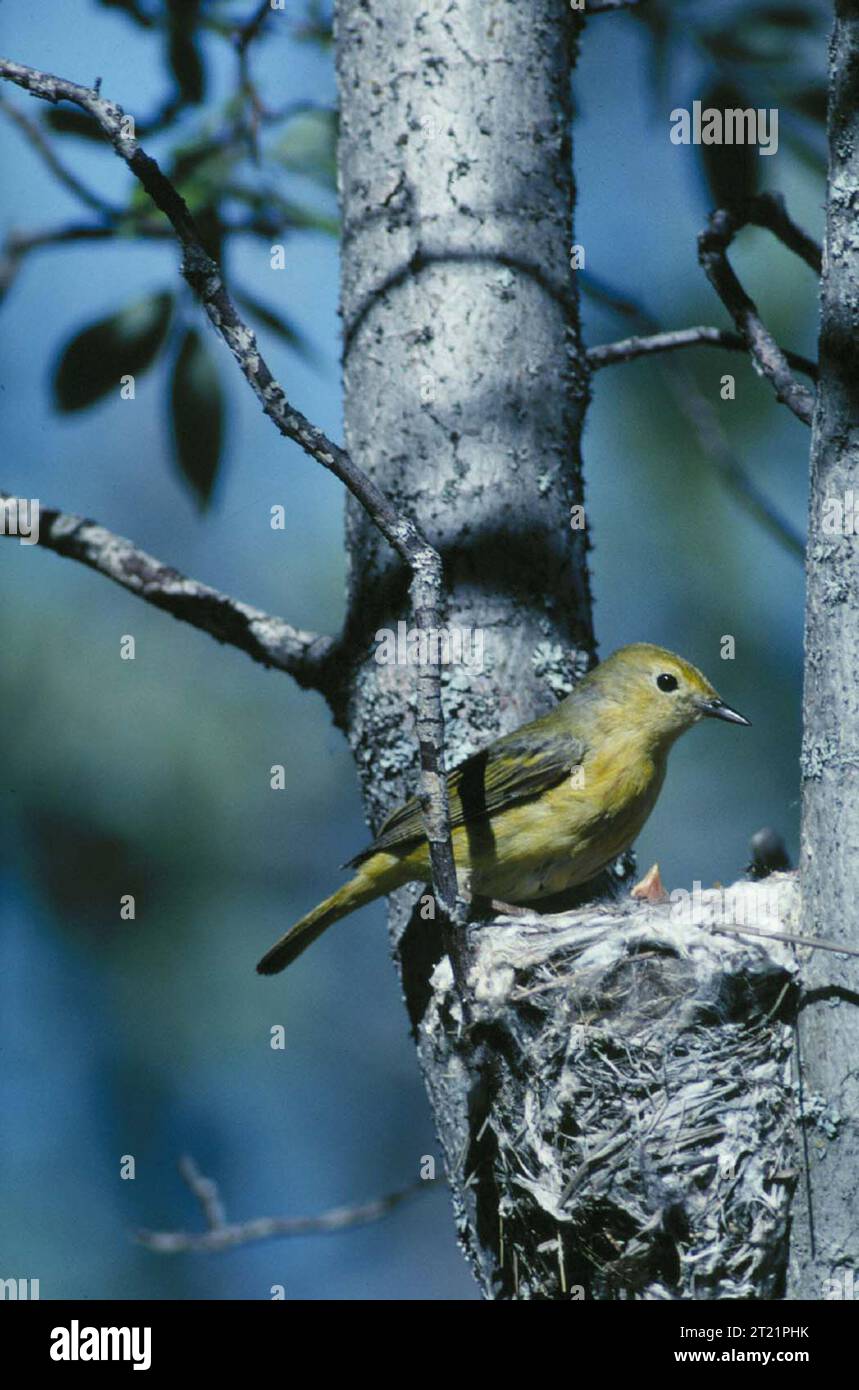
(257, 643, 749, 975)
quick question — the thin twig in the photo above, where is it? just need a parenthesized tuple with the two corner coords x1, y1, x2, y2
(560, 1118, 629, 1203)
(234, 0, 272, 54)
(0, 55, 466, 966)
(587, 325, 817, 380)
(233, 0, 272, 160)
(177, 1154, 226, 1230)
(698, 196, 819, 425)
(582, 274, 806, 561)
(0, 490, 337, 691)
(660, 353, 806, 559)
(0, 94, 120, 216)
(745, 191, 822, 276)
(0, 208, 317, 306)
(703, 920, 859, 962)
(136, 1155, 423, 1253)
(0, 221, 172, 304)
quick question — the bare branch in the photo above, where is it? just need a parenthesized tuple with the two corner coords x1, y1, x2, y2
(176, 1154, 226, 1231)
(0, 57, 464, 961)
(136, 1154, 422, 1253)
(745, 191, 822, 276)
(588, 325, 817, 380)
(698, 196, 819, 426)
(234, 0, 272, 54)
(0, 491, 337, 692)
(232, 1, 274, 159)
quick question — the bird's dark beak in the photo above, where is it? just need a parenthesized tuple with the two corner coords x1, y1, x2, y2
(701, 697, 751, 727)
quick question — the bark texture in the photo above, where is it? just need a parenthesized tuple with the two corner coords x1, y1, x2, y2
(335, 0, 598, 1297)
(335, 0, 592, 782)
(790, 0, 859, 1302)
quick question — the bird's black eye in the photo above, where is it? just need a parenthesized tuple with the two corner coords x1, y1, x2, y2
(657, 672, 678, 693)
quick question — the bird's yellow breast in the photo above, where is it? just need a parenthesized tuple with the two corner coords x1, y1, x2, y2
(393, 736, 667, 903)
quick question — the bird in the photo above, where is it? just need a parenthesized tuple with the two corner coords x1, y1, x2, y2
(257, 642, 750, 975)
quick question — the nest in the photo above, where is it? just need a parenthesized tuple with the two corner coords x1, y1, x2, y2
(420, 875, 800, 1300)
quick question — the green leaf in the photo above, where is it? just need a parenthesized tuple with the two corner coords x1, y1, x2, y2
(280, 202, 340, 237)
(700, 30, 766, 63)
(96, 0, 155, 26)
(170, 328, 223, 507)
(234, 289, 317, 363)
(167, 139, 240, 219)
(45, 109, 104, 141)
(167, 0, 205, 104)
(792, 83, 828, 124)
(53, 292, 173, 412)
(294, 0, 333, 49)
(700, 13, 808, 65)
(226, 185, 340, 237)
(274, 109, 338, 190)
(697, 81, 760, 211)
(633, 0, 674, 109)
(755, 4, 820, 30)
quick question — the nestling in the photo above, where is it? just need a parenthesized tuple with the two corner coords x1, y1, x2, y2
(257, 643, 750, 975)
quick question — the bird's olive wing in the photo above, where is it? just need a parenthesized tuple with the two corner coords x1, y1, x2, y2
(346, 722, 585, 866)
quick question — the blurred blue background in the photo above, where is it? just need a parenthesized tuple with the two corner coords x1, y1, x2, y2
(0, 0, 821, 1299)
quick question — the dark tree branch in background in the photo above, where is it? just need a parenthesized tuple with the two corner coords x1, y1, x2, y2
(588, 325, 817, 380)
(234, 0, 272, 52)
(661, 353, 806, 560)
(583, 274, 806, 562)
(136, 1155, 421, 1253)
(585, 0, 644, 13)
(0, 56, 465, 955)
(744, 191, 823, 276)
(232, 0, 273, 159)
(0, 94, 120, 216)
(0, 221, 173, 305)
(698, 195, 820, 426)
(0, 209, 318, 307)
(0, 491, 337, 691)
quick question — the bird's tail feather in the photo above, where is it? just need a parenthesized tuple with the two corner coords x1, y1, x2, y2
(256, 868, 385, 975)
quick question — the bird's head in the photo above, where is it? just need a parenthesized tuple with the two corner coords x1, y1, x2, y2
(581, 643, 751, 750)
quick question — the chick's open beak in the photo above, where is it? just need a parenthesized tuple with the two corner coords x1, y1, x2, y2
(701, 697, 751, 726)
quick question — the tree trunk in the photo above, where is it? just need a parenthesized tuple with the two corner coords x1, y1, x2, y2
(789, 0, 859, 1303)
(334, 0, 592, 770)
(334, 0, 811, 1301)
(334, 0, 595, 1294)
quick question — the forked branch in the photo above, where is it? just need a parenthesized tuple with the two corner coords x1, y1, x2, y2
(0, 56, 463, 943)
